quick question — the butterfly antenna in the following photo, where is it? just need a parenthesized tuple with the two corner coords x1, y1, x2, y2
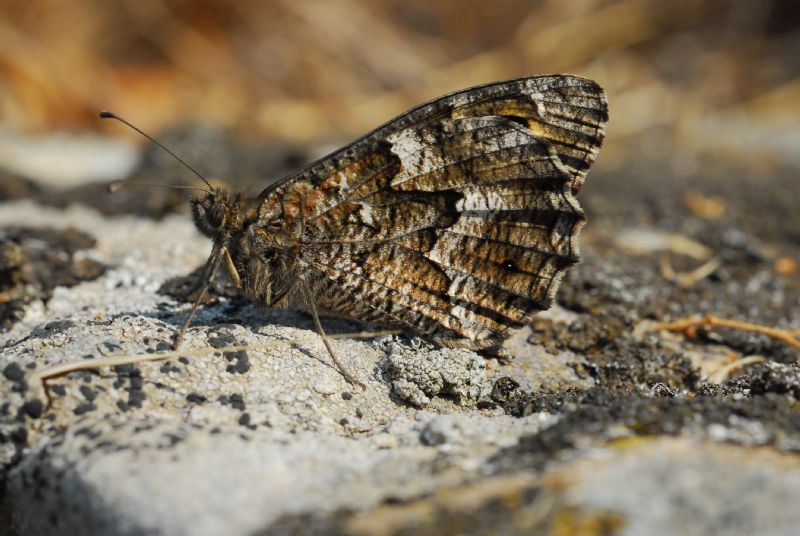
(107, 181, 211, 194)
(99, 111, 214, 191)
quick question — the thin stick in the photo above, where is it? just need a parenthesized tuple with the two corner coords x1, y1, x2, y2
(650, 314, 800, 350)
(301, 280, 365, 389)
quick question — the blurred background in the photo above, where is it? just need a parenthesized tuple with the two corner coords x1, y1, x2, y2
(0, 0, 798, 216)
(1, 0, 797, 320)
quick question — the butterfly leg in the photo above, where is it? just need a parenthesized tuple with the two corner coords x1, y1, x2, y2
(173, 245, 224, 349)
(300, 280, 365, 389)
(223, 248, 241, 288)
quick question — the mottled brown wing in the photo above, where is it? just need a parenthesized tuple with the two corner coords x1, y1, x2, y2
(257, 75, 608, 349)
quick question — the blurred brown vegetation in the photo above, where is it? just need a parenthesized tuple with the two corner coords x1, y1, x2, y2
(0, 0, 798, 164)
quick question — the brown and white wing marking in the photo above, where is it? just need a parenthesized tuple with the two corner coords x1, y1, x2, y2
(257, 75, 608, 349)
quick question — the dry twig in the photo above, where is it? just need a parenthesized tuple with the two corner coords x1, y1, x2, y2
(648, 314, 800, 350)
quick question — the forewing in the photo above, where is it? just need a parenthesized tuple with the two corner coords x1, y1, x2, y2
(258, 75, 608, 347)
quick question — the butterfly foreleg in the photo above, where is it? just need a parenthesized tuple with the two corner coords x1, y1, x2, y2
(173, 244, 225, 349)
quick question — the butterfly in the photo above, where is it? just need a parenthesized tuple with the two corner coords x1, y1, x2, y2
(117, 75, 607, 386)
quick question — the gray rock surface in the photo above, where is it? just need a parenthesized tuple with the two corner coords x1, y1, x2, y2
(0, 200, 573, 535)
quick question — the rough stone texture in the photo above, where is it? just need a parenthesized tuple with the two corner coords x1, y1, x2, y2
(0, 200, 569, 535)
(385, 343, 489, 407)
(2, 141, 799, 535)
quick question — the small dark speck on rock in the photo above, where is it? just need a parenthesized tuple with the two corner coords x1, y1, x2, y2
(341, 392, 353, 400)
(79, 385, 98, 402)
(130, 376, 144, 390)
(116, 400, 129, 412)
(50, 384, 66, 397)
(208, 337, 229, 349)
(160, 433, 184, 448)
(229, 394, 245, 411)
(222, 350, 250, 374)
(75, 426, 101, 439)
(225, 348, 245, 360)
(102, 342, 122, 352)
(45, 320, 76, 332)
(238, 413, 251, 426)
(3, 362, 24, 382)
(186, 393, 207, 404)
(156, 342, 171, 352)
(355, 408, 363, 419)
(210, 427, 221, 434)
(114, 363, 136, 375)
(74, 403, 96, 415)
(22, 400, 44, 419)
(11, 428, 28, 444)
(235, 354, 250, 374)
(339, 418, 349, 426)
(178, 357, 189, 364)
(128, 391, 146, 408)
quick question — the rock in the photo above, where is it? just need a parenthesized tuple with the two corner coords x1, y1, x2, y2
(385, 343, 489, 407)
(0, 201, 560, 535)
(2, 144, 800, 535)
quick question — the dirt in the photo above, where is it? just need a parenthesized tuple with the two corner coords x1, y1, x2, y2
(0, 227, 106, 330)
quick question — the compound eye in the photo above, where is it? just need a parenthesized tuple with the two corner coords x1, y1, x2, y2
(208, 202, 226, 228)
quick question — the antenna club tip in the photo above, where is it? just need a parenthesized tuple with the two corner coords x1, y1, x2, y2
(99, 111, 114, 119)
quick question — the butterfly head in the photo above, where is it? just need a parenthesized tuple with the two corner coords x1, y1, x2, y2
(191, 188, 235, 239)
